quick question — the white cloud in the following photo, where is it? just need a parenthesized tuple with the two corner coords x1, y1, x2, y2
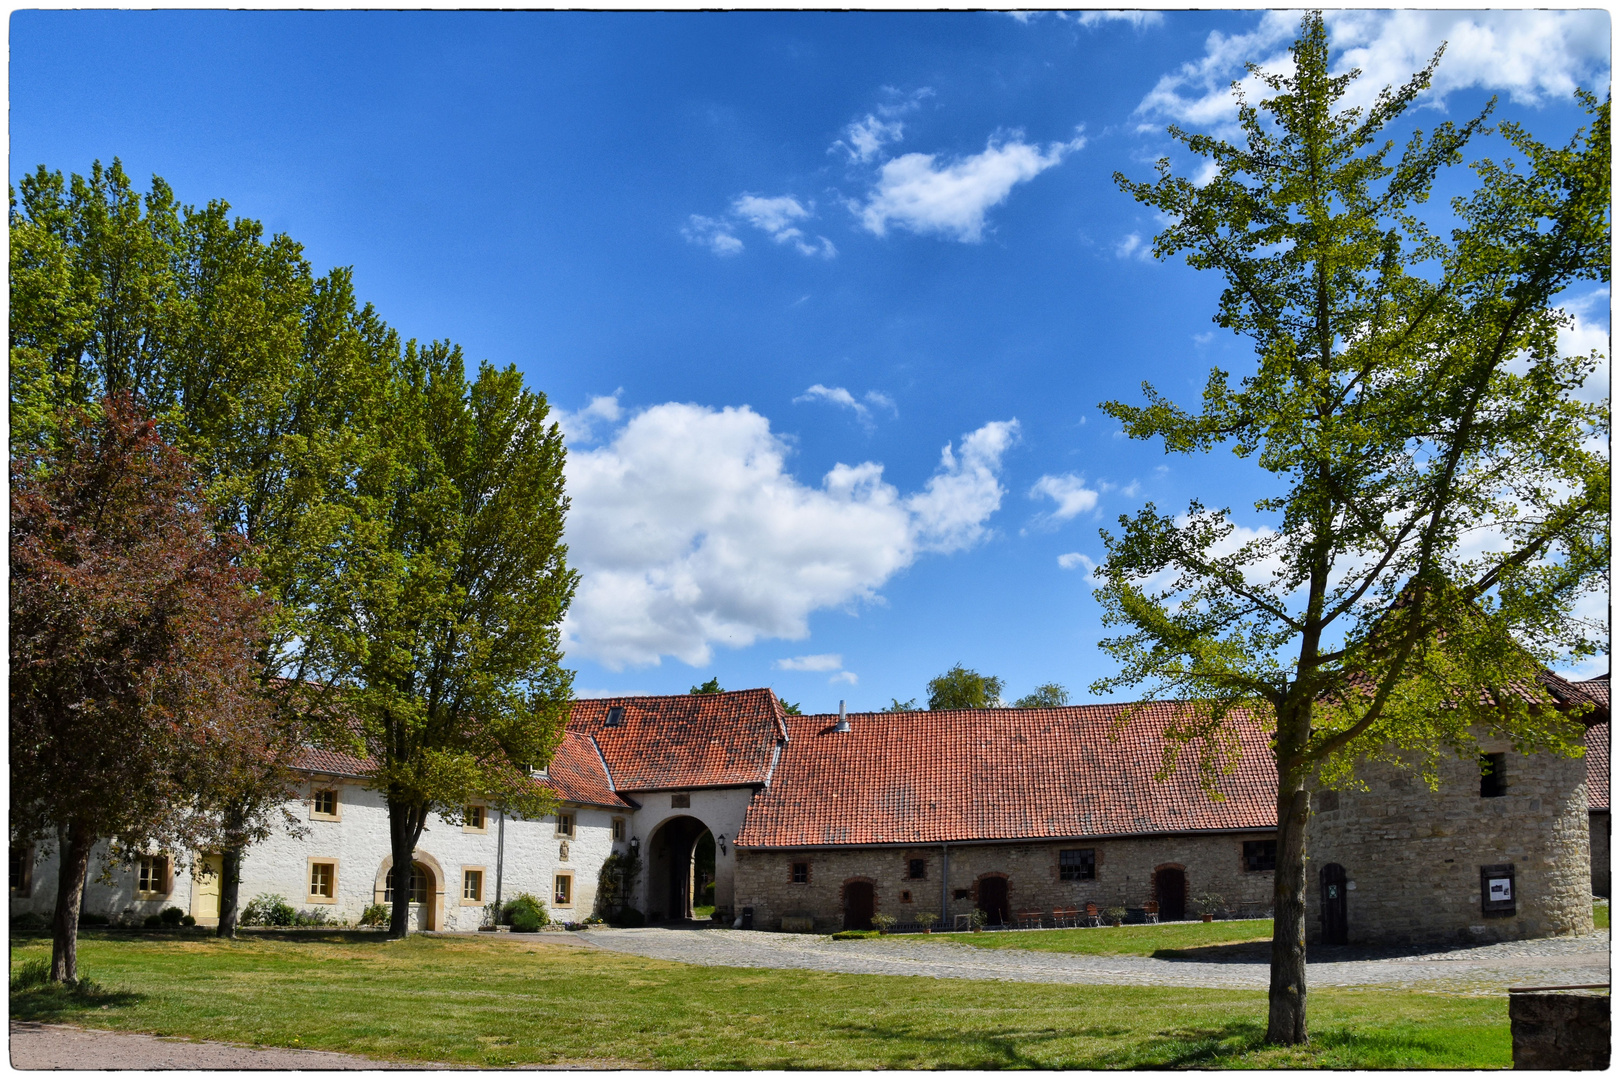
(734, 194, 809, 238)
(554, 391, 624, 444)
(682, 214, 744, 256)
(1074, 11, 1164, 30)
(1030, 473, 1101, 521)
(837, 114, 906, 163)
(775, 653, 843, 672)
(794, 384, 898, 428)
(856, 132, 1085, 243)
(1557, 289, 1611, 407)
(830, 670, 859, 685)
(1057, 552, 1094, 571)
(1115, 232, 1151, 261)
(562, 406, 1019, 668)
(1137, 11, 1611, 136)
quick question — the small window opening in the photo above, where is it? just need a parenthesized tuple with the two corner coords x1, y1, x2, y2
(900, 890, 913, 903)
(463, 870, 483, 902)
(556, 812, 575, 837)
(554, 874, 573, 907)
(1480, 753, 1508, 798)
(791, 861, 809, 884)
(606, 706, 624, 727)
(465, 805, 486, 829)
(1059, 848, 1096, 881)
(612, 818, 626, 841)
(309, 862, 335, 899)
(907, 858, 927, 880)
(313, 789, 338, 816)
(953, 888, 970, 900)
(1243, 839, 1277, 872)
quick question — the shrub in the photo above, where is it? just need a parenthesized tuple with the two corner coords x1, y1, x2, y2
(1104, 905, 1128, 924)
(78, 912, 109, 927)
(241, 893, 297, 927)
(11, 958, 50, 990)
(870, 914, 898, 934)
(293, 908, 331, 927)
(160, 906, 184, 926)
(12, 912, 47, 933)
(504, 892, 547, 932)
(967, 909, 988, 929)
(914, 912, 940, 929)
(359, 903, 390, 928)
(180, 915, 196, 927)
(1191, 892, 1226, 917)
(142, 914, 163, 928)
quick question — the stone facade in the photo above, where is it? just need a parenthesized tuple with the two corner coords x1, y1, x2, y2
(1305, 728, 1594, 946)
(1590, 811, 1610, 897)
(10, 775, 627, 931)
(736, 830, 1279, 932)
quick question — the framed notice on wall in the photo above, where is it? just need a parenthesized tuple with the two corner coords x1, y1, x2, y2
(1480, 863, 1516, 917)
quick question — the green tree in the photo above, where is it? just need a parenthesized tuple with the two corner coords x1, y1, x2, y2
(690, 678, 723, 694)
(317, 342, 577, 939)
(1012, 683, 1070, 708)
(1100, 15, 1608, 1044)
(777, 697, 802, 715)
(926, 665, 1005, 710)
(882, 698, 921, 712)
(9, 160, 397, 936)
(10, 396, 276, 981)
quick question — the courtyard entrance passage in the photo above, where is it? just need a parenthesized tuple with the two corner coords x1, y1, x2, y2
(843, 881, 875, 930)
(1154, 867, 1186, 921)
(977, 877, 1010, 925)
(647, 815, 711, 922)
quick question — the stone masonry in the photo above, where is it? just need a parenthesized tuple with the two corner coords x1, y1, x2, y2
(737, 830, 1278, 931)
(1306, 725, 1594, 946)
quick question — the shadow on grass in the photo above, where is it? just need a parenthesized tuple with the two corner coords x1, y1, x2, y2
(10, 981, 145, 1023)
(1151, 941, 1272, 963)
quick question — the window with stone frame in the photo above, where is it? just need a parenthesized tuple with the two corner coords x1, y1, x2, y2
(554, 873, 573, 907)
(556, 811, 575, 837)
(1243, 839, 1277, 872)
(312, 789, 339, 818)
(907, 858, 927, 880)
(137, 855, 170, 897)
(1480, 753, 1508, 798)
(463, 869, 484, 902)
(1059, 848, 1096, 881)
(309, 861, 336, 899)
(791, 861, 809, 884)
(10, 845, 33, 897)
(612, 817, 626, 842)
(464, 804, 487, 831)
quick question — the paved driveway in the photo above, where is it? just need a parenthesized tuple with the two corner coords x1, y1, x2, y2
(572, 925, 1611, 994)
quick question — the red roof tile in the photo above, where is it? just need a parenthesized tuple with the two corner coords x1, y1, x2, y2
(1580, 677, 1610, 812)
(735, 703, 1278, 849)
(569, 689, 785, 791)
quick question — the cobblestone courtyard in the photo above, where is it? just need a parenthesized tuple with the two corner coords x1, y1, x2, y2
(573, 925, 1612, 995)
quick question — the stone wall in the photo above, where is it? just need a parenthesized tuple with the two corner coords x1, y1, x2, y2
(735, 830, 1279, 932)
(1305, 730, 1594, 946)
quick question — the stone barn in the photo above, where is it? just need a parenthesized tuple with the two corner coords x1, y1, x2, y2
(1305, 672, 1609, 946)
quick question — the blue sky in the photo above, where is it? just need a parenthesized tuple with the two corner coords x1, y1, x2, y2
(12, 9, 1610, 709)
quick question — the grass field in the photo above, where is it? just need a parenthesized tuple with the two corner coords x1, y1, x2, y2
(9, 931, 1510, 1069)
(1595, 899, 1609, 929)
(919, 918, 1274, 957)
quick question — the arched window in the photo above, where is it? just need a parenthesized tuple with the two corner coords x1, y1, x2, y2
(384, 862, 431, 904)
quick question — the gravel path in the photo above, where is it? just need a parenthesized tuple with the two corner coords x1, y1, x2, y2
(9, 1021, 447, 1070)
(572, 925, 1611, 995)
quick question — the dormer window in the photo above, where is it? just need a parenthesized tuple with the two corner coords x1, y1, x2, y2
(606, 706, 624, 728)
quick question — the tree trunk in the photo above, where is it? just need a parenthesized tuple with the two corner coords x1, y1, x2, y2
(386, 800, 425, 940)
(1266, 784, 1311, 1044)
(217, 846, 243, 938)
(51, 822, 94, 983)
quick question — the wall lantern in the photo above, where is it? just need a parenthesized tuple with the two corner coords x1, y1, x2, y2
(717, 834, 728, 856)
(629, 836, 640, 855)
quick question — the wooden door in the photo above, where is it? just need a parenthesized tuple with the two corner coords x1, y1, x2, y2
(1154, 867, 1186, 921)
(977, 877, 1010, 926)
(193, 854, 223, 921)
(1320, 863, 1348, 945)
(843, 881, 875, 930)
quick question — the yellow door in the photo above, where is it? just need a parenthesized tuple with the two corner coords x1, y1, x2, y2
(193, 854, 223, 921)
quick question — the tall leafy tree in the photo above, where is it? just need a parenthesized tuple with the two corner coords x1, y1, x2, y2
(317, 342, 577, 938)
(926, 665, 1005, 710)
(10, 160, 399, 935)
(10, 396, 276, 981)
(1099, 15, 1608, 1043)
(1013, 683, 1071, 708)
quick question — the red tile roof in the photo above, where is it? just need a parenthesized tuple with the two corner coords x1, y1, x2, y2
(1580, 676, 1610, 812)
(291, 730, 629, 810)
(568, 689, 786, 792)
(735, 703, 1278, 849)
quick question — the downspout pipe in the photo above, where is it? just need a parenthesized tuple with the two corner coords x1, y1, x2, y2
(495, 810, 506, 912)
(941, 842, 949, 926)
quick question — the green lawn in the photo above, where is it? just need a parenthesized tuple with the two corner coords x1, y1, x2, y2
(1595, 899, 1609, 930)
(915, 918, 1274, 957)
(9, 930, 1509, 1069)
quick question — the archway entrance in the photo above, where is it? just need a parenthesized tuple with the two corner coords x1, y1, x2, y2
(843, 881, 875, 930)
(384, 861, 436, 930)
(977, 877, 1010, 926)
(1154, 867, 1186, 921)
(1320, 863, 1348, 945)
(646, 816, 711, 922)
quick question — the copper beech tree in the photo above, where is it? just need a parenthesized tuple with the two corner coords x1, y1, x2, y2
(10, 395, 280, 982)
(1098, 15, 1608, 1045)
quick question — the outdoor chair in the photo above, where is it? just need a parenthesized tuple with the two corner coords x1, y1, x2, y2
(1082, 902, 1101, 927)
(1142, 900, 1160, 924)
(1052, 906, 1077, 928)
(1017, 910, 1043, 929)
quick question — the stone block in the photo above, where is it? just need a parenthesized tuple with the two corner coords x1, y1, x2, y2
(1510, 990, 1610, 1070)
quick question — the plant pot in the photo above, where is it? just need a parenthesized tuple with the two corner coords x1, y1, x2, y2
(973, 927, 982, 933)
(1111, 920, 1122, 928)
(1202, 914, 1213, 922)
(923, 928, 932, 934)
